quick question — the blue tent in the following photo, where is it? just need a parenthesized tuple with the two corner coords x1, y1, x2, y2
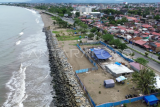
(92, 48, 112, 60)
(144, 95, 159, 106)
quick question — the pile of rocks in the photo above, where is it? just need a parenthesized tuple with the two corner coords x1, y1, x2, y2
(44, 28, 91, 107)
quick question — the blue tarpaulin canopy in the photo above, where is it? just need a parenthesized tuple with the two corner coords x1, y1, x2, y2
(116, 76, 127, 82)
(144, 95, 159, 106)
(115, 62, 121, 66)
(92, 48, 112, 60)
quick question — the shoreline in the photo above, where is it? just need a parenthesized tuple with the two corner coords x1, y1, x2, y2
(36, 9, 91, 106)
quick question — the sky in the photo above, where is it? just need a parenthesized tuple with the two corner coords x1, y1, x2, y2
(0, 0, 160, 3)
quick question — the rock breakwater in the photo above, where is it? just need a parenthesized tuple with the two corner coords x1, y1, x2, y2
(44, 27, 91, 107)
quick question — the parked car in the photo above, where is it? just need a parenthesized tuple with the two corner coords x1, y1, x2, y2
(158, 52, 160, 55)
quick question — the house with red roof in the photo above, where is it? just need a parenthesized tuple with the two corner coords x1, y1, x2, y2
(142, 24, 153, 28)
(150, 42, 160, 52)
(134, 40, 147, 47)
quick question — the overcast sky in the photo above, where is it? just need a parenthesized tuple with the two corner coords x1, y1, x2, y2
(0, 0, 160, 3)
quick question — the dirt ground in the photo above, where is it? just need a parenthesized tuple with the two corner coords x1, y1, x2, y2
(77, 69, 140, 105)
(59, 40, 94, 71)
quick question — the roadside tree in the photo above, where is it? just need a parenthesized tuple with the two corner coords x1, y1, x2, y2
(119, 43, 127, 50)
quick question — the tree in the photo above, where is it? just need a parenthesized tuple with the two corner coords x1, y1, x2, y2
(103, 34, 114, 42)
(132, 68, 156, 95)
(96, 32, 102, 37)
(96, 36, 99, 40)
(135, 57, 149, 66)
(88, 33, 94, 38)
(53, 21, 56, 26)
(154, 15, 160, 20)
(75, 12, 80, 17)
(109, 39, 115, 45)
(114, 39, 121, 48)
(68, 24, 72, 28)
(119, 43, 127, 50)
(103, 30, 108, 34)
(90, 27, 97, 33)
(121, 17, 128, 23)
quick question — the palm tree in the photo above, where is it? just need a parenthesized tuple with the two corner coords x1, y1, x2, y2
(132, 67, 156, 95)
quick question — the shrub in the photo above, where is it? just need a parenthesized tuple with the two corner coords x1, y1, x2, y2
(99, 91, 101, 94)
(145, 52, 149, 57)
(124, 103, 127, 107)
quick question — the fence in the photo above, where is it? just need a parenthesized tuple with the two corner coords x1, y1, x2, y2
(75, 73, 96, 107)
(79, 42, 100, 46)
(76, 42, 148, 107)
(76, 44, 98, 74)
(99, 41, 134, 63)
(96, 92, 160, 107)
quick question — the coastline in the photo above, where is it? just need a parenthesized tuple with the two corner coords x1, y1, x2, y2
(36, 9, 91, 106)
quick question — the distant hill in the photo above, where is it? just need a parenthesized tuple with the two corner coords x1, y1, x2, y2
(29, 0, 160, 3)
(30, 0, 77, 3)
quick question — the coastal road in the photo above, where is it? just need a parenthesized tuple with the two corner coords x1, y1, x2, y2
(110, 37, 160, 72)
(127, 44, 159, 60)
(131, 49, 160, 72)
(42, 11, 74, 24)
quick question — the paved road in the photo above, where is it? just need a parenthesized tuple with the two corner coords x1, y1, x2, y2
(112, 37, 160, 72)
(127, 44, 159, 60)
(42, 11, 74, 24)
(131, 49, 160, 72)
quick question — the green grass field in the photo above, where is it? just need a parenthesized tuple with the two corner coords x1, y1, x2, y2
(66, 29, 80, 33)
(52, 31, 59, 34)
(51, 17, 56, 20)
(57, 35, 85, 41)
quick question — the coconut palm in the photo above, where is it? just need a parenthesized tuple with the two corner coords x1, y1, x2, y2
(132, 67, 156, 95)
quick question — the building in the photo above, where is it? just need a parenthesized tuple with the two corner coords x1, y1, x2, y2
(105, 64, 134, 77)
(150, 42, 160, 52)
(78, 6, 92, 15)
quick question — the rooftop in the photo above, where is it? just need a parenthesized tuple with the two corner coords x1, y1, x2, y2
(105, 64, 134, 75)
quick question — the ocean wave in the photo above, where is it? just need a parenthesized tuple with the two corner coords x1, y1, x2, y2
(19, 32, 24, 36)
(16, 40, 21, 45)
(2, 63, 30, 107)
(35, 18, 39, 24)
(25, 9, 36, 14)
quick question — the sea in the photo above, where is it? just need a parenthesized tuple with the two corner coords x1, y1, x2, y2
(0, 5, 53, 107)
